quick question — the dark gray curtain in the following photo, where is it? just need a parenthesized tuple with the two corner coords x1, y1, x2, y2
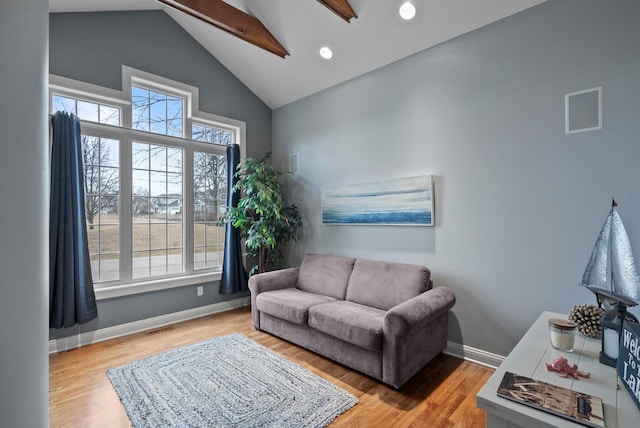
(49, 112, 97, 329)
(219, 144, 248, 294)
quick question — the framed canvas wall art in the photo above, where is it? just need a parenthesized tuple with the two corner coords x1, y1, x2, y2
(321, 175, 434, 226)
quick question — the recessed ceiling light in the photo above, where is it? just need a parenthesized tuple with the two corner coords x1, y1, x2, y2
(399, 2, 416, 20)
(319, 46, 333, 60)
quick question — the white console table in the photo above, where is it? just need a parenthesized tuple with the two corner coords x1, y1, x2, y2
(476, 311, 640, 427)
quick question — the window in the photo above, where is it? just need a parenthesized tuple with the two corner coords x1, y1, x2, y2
(193, 151, 227, 270)
(132, 86, 183, 137)
(132, 142, 184, 278)
(192, 123, 232, 270)
(192, 123, 232, 145)
(51, 94, 120, 126)
(83, 135, 120, 282)
(50, 69, 245, 298)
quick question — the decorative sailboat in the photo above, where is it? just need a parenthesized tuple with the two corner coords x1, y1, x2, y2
(580, 199, 640, 366)
(580, 199, 640, 308)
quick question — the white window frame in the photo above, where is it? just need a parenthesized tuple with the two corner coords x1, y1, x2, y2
(49, 67, 246, 300)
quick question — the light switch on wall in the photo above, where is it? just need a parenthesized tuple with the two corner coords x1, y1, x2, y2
(197, 286, 204, 296)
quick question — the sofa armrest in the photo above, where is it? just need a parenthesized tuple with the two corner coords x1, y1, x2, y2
(384, 286, 456, 337)
(382, 286, 456, 388)
(248, 267, 300, 329)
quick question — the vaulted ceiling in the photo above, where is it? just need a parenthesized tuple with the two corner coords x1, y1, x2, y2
(49, 0, 546, 109)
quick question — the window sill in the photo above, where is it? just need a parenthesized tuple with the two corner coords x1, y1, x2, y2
(94, 271, 222, 300)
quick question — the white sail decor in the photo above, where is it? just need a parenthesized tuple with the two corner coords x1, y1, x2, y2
(580, 200, 640, 307)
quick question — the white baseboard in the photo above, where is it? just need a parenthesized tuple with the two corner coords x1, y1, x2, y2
(444, 341, 505, 369)
(50, 299, 505, 369)
(49, 297, 250, 354)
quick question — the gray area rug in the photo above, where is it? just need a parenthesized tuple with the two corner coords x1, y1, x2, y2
(107, 333, 357, 427)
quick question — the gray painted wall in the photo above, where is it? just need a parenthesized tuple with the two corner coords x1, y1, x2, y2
(0, 0, 49, 426)
(273, 0, 640, 356)
(49, 11, 272, 339)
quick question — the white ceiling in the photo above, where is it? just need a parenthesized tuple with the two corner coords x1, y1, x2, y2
(49, 0, 546, 109)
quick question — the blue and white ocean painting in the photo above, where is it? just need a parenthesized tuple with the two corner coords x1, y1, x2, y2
(321, 175, 433, 226)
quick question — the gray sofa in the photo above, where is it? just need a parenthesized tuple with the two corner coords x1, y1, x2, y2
(248, 253, 456, 388)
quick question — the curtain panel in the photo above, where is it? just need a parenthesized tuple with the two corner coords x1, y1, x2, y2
(49, 112, 97, 328)
(219, 144, 248, 294)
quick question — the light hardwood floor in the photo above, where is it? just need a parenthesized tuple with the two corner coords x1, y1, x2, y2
(49, 306, 493, 427)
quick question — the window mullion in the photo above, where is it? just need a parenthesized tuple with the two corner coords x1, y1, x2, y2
(186, 117, 192, 140)
(120, 135, 133, 283)
(123, 97, 132, 129)
(184, 116, 193, 273)
(184, 148, 194, 275)
(146, 167, 151, 278)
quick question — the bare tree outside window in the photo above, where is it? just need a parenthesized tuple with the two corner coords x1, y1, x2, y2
(192, 124, 231, 222)
(192, 123, 231, 270)
(132, 86, 183, 137)
(52, 94, 120, 125)
(193, 153, 227, 221)
(83, 136, 120, 229)
(81, 135, 120, 282)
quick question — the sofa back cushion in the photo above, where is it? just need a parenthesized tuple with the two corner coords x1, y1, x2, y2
(345, 259, 431, 311)
(296, 253, 356, 300)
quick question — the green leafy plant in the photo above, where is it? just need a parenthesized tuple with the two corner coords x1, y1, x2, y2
(223, 152, 302, 275)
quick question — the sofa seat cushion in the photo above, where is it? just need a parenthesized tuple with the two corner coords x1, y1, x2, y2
(255, 288, 337, 325)
(308, 301, 386, 352)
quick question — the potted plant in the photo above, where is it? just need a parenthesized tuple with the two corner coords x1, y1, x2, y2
(223, 152, 302, 275)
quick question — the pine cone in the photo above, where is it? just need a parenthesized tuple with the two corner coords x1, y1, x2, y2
(569, 304, 604, 338)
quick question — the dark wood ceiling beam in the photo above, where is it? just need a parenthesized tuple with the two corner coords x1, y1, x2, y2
(317, 0, 357, 22)
(157, 0, 289, 58)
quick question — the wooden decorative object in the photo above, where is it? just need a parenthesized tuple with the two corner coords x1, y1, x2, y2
(157, 0, 289, 58)
(317, 0, 357, 22)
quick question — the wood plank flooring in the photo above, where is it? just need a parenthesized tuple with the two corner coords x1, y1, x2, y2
(49, 306, 493, 427)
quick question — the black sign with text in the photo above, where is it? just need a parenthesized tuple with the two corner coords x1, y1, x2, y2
(617, 320, 640, 410)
